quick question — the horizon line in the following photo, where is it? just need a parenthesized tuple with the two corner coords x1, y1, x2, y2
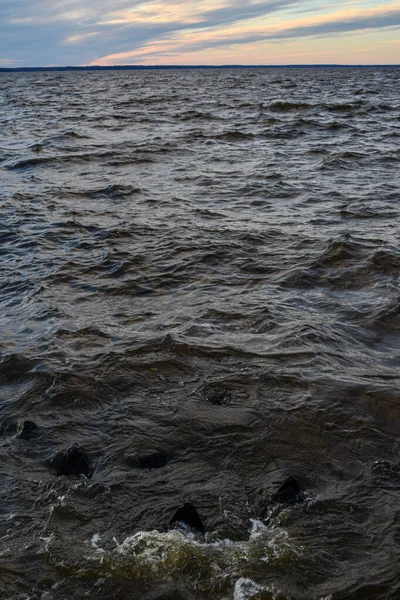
(1, 63, 400, 72)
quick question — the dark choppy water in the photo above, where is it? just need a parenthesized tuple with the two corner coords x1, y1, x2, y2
(1, 67, 400, 600)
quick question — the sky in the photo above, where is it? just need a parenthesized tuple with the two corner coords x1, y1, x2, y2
(0, 0, 399, 66)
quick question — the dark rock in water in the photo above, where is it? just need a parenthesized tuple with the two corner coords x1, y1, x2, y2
(49, 444, 93, 478)
(136, 452, 168, 469)
(17, 420, 38, 440)
(271, 476, 304, 505)
(170, 502, 205, 534)
(205, 387, 231, 406)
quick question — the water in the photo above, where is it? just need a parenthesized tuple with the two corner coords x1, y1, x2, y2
(1, 67, 400, 599)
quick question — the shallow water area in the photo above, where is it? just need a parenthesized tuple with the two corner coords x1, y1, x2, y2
(1, 67, 400, 599)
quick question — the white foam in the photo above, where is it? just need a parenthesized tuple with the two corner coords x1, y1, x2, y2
(249, 518, 270, 539)
(91, 533, 102, 550)
(40, 534, 55, 553)
(82, 518, 299, 598)
(233, 577, 268, 600)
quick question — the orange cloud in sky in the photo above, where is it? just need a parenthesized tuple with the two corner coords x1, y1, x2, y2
(97, 0, 227, 26)
(65, 31, 100, 44)
(129, 31, 398, 66)
(89, 2, 400, 65)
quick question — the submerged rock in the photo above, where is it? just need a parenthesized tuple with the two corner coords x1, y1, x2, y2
(49, 444, 93, 478)
(16, 420, 38, 440)
(170, 502, 205, 534)
(205, 387, 231, 406)
(136, 452, 168, 469)
(146, 585, 187, 600)
(271, 476, 304, 505)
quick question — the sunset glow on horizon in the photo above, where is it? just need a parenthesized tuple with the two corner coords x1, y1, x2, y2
(1, 0, 399, 67)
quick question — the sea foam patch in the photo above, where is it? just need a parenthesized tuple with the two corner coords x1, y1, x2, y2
(82, 519, 298, 598)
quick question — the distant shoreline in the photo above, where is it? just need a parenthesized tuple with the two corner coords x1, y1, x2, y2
(0, 64, 399, 73)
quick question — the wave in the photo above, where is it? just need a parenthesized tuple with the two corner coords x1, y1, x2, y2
(266, 101, 314, 112)
(6, 151, 115, 170)
(84, 184, 142, 199)
(45, 519, 296, 599)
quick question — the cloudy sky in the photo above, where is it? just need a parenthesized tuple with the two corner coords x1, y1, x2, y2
(1, 0, 399, 66)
